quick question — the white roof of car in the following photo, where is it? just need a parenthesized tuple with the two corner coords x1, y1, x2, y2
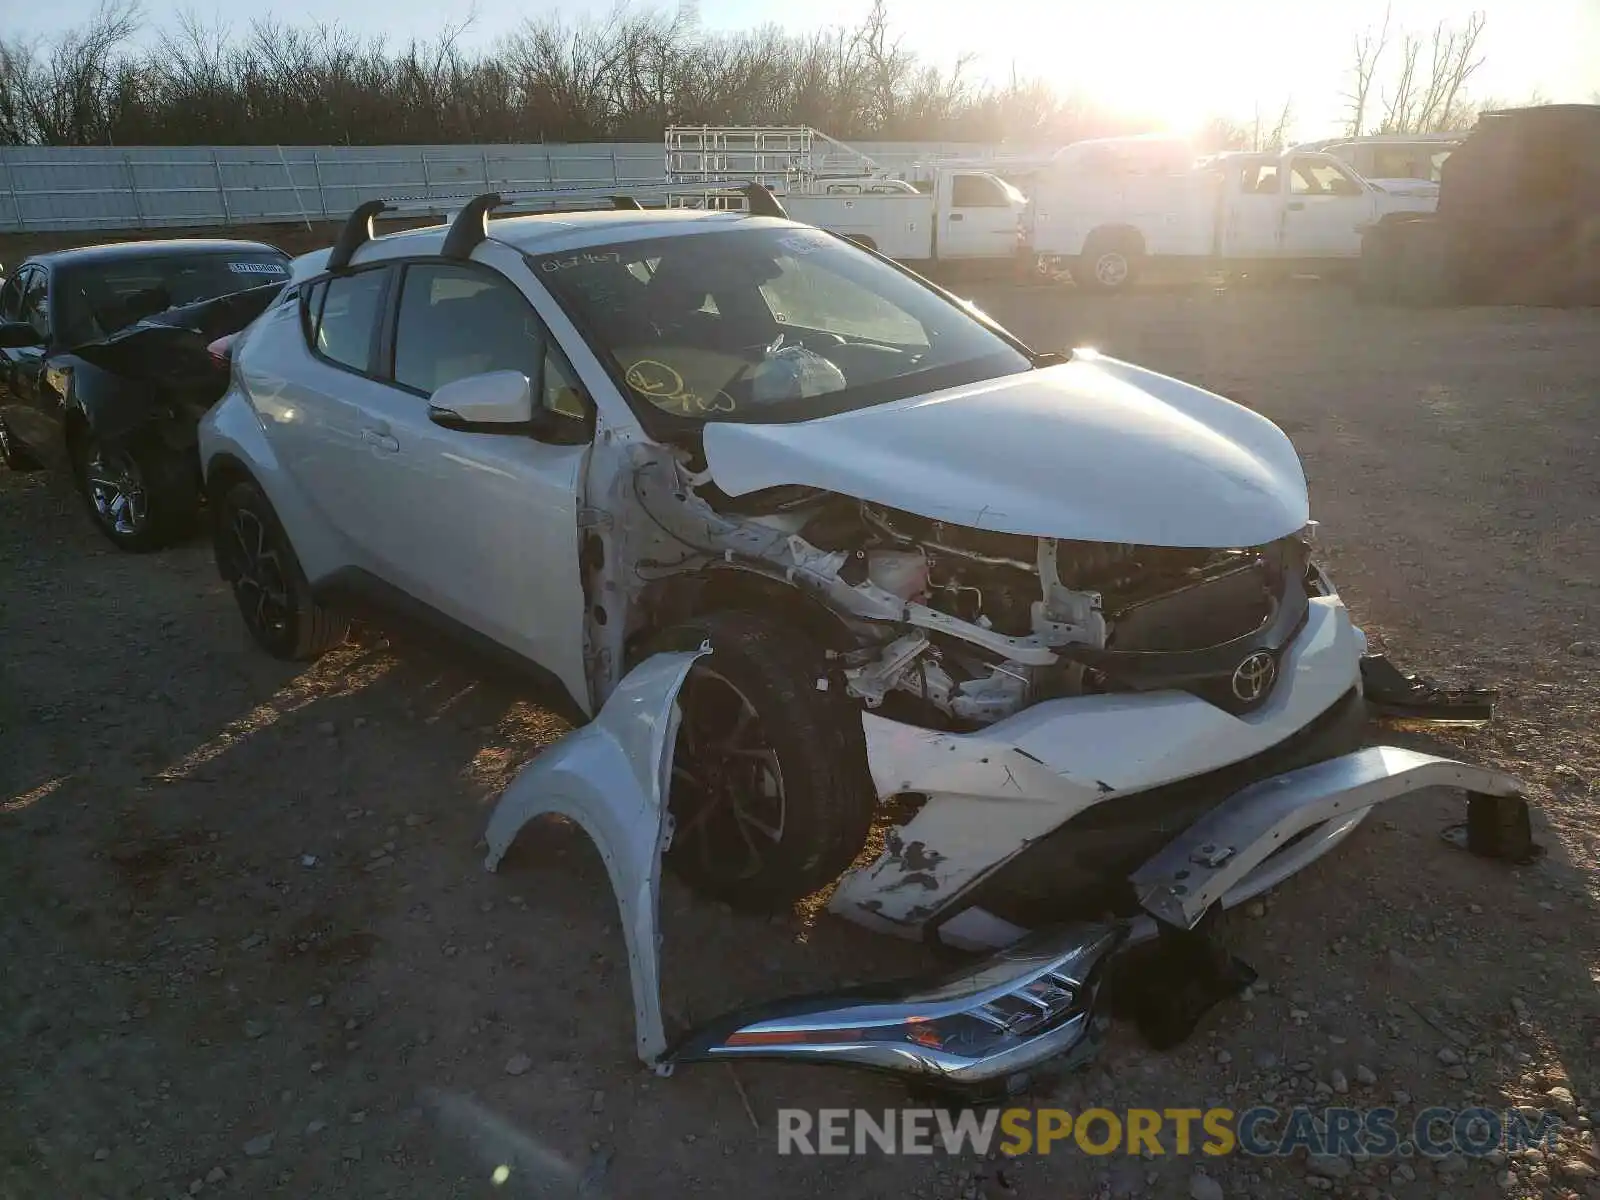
(290, 207, 789, 281)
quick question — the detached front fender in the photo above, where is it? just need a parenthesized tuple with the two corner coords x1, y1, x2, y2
(483, 646, 708, 1066)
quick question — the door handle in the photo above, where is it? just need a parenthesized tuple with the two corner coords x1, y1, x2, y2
(1286, 201, 1306, 211)
(363, 427, 399, 453)
(949, 212, 965, 221)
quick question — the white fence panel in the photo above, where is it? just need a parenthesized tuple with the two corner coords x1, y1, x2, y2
(0, 140, 1057, 233)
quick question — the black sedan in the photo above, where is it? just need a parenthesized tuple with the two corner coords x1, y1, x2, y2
(0, 239, 291, 551)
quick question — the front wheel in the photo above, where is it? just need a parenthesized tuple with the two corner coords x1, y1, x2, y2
(72, 430, 197, 552)
(212, 478, 349, 660)
(636, 612, 877, 911)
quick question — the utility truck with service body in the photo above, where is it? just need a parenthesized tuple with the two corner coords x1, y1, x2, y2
(667, 126, 1027, 266)
(1026, 140, 1439, 291)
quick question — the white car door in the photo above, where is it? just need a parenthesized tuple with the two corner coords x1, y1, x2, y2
(939, 173, 1020, 259)
(1280, 156, 1373, 259)
(1219, 160, 1286, 260)
(339, 258, 593, 712)
(255, 263, 401, 575)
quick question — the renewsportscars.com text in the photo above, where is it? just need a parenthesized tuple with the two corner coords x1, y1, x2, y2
(776, 1105, 1565, 1158)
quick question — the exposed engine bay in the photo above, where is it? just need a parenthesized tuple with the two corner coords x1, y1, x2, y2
(611, 442, 1313, 727)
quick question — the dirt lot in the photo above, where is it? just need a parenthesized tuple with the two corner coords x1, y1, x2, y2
(1, 281, 1596, 1200)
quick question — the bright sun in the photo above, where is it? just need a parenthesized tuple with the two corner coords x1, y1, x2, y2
(1001, 1, 1306, 135)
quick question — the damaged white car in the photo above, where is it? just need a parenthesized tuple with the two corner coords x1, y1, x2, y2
(201, 187, 1535, 1096)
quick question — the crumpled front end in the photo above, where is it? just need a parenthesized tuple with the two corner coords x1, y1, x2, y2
(827, 584, 1369, 940)
(483, 622, 1531, 1091)
(483, 347, 1534, 1090)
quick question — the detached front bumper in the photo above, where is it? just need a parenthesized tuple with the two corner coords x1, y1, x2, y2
(669, 743, 1527, 1092)
(1130, 745, 1532, 930)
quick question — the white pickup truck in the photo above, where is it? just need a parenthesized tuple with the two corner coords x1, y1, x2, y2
(781, 170, 1026, 264)
(1025, 146, 1438, 292)
(665, 126, 1026, 268)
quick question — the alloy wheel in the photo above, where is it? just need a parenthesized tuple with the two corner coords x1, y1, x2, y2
(85, 445, 149, 536)
(670, 667, 788, 885)
(225, 507, 292, 638)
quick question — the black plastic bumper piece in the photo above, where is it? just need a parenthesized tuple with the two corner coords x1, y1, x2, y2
(1361, 654, 1497, 725)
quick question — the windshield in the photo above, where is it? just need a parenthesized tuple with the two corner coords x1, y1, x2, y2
(529, 226, 1032, 425)
(56, 251, 290, 345)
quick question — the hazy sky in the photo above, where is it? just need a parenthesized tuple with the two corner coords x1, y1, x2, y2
(17, 0, 1600, 139)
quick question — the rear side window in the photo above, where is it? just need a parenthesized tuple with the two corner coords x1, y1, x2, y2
(307, 269, 388, 373)
(391, 263, 543, 396)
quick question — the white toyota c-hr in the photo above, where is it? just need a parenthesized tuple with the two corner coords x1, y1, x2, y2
(200, 190, 1528, 1088)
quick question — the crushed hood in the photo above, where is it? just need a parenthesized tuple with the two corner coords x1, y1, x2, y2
(701, 353, 1309, 548)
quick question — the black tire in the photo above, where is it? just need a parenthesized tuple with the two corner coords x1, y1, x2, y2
(70, 428, 198, 552)
(0, 415, 41, 470)
(1075, 229, 1143, 294)
(212, 477, 349, 660)
(636, 611, 877, 911)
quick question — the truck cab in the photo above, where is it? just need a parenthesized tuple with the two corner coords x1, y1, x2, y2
(785, 168, 1025, 263)
(1217, 150, 1384, 261)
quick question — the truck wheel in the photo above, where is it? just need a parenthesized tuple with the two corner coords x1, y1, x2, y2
(212, 478, 349, 660)
(634, 611, 877, 911)
(1076, 230, 1143, 293)
(70, 428, 198, 552)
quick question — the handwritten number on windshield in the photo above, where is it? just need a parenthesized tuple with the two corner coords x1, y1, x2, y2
(540, 252, 622, 272)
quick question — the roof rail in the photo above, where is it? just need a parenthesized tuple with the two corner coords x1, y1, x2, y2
(326, 180, 770, 268)
(440, 190, 663, 258)
(327, 199, 392, 272)
(441, 192, 504, 259)
(744, 182, 788, 219)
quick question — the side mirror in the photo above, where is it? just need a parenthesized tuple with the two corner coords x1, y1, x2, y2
(0, 320, 42, 349)
(428, 370, 534, 431)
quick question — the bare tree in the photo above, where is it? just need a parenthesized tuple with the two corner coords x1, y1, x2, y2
(1194, 115, 1249, 153)
(0, 0, 142, 145)
(1247, 98, 1295, 152)
(1379, 11, 1486, 133)
(1343, 4, 1391, 137)
(0, 1, 1176, 147)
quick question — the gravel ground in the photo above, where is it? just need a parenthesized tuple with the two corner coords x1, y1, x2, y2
(1, 281, 1596, 1200)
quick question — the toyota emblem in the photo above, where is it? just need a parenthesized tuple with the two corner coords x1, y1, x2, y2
(1230, 651, 1277, 704)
